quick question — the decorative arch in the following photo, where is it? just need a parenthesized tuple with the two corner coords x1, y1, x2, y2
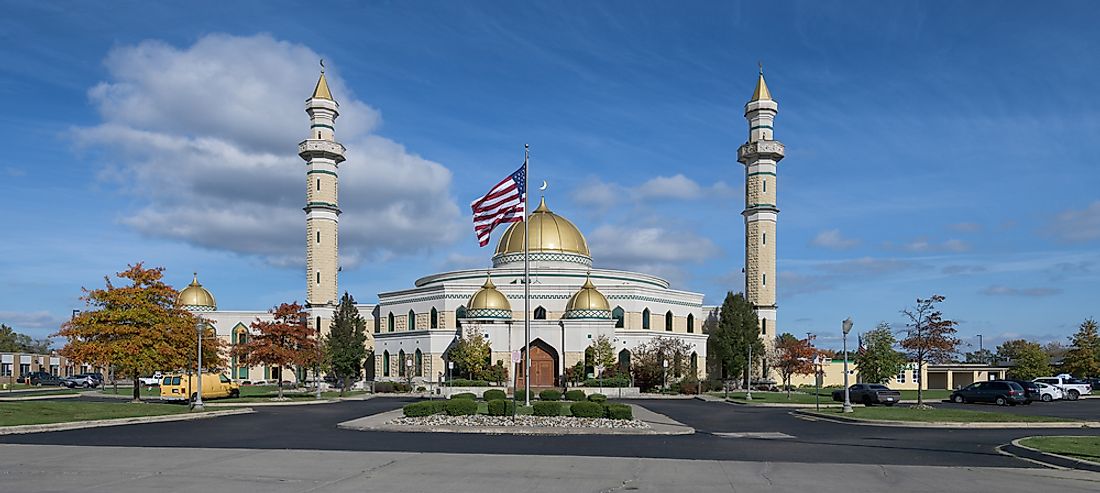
(231, 323, 249, 379)
(407, 310, 416, 331)
(690, 351, 698, 377)
(618, 349, 631, 375)
(414, 349, 423, 377)
(430, 308, 438, 329)
(387, 312, 394, 332)
(383, 351, 391, 377)
(687, 313, 695, 334)
(534, 306, 547, 320)
(665, 310, 674, 332)
(612, 306, 625, 328)
(456, 306, 466, 328)
(515, 338, 559, 388)
(673, 351, 682, 378)
(398, 350, 407, 377)
(642, 308, 651, 330)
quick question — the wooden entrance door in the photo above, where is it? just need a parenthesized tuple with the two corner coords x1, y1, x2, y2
(516, 343, 557, 388)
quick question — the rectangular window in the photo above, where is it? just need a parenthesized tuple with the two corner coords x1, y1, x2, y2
(896, 372, 905, 383)
(763, 232, 766, 245)
(1, 363, 9, 376)
(317, 179, 321, 191)
(316, 231, 321, 243)
(316, 271, 321, 284)
(762, 273, 766, 285)
(761, 318, 767, 335)
(763, 180, 767, 193)
(912, 370, 920, 383)
(19, 364, 29, 375)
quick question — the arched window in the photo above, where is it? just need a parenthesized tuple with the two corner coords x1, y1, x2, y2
(612, 306, 625, 328)
(673, 352, 682, 378)
(665, 311, 673, 332)
(398, 350, 406, 377)
(414, 349, 423, 377)
(534, 306, 546, 320)
(687, 314, 695, 334)
(316, 316, 321, 334)
(690, 352, 698, 377)
(642, 308, 650, 330)
(430, 308, 438, 329)
(456, 306, 466, 328)
(383, 351, 390, 377)
(408, 310, 416, 331)
(388, 313, 394, 332)
(618, 349, 631, 374)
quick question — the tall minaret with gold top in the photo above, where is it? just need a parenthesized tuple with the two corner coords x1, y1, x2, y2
(299, 64, 345, 335)
(738, 67, 784, 346)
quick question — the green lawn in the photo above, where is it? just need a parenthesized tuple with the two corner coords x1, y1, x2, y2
(724, 391, 836, 405)
(1019, 436, 1100, 462)
(821, 406, 1071, 423)
(897, 390, 952, 401)
(0, 401, 193, 426)
(100, 386, 162, 398)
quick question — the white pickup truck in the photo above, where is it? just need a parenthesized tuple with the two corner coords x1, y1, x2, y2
(138, 372, 163, 386)
(1033, 376, 1091, 400)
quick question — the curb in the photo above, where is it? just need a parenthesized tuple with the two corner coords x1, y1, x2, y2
(0, 407, 254, 435)
(1001, 437, 1100, 472)
(792, 410, 1100, 429)
(205, 394, 374, 407)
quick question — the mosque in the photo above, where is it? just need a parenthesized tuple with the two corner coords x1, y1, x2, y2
(176, 67, 783, 388)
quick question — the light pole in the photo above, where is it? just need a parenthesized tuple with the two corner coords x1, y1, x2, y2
(447, 360, 453, 398)
(977, 334, 984, 364)
(842, 317, 854, 413)
(746, 342, 753, 401)
(192, 320, 205, 411)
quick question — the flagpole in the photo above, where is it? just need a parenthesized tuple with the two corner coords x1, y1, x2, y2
(523, 143, 531, 407)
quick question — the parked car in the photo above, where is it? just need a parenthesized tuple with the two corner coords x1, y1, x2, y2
(1033, 376, 1091, 401)
(60, 374, 101, 389)
(1033, 382, 1064, 402)
(1083, 378, 1100, 392)
(1005, 379, 1040, 404)
(949, 380, 1028, 406)
(22, 371, 62, 386)
(832, 384, 902, 406)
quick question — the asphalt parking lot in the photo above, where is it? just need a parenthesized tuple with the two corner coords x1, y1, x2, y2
(933, 395, 1100, 420)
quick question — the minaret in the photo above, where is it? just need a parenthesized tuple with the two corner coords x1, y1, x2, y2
(298, 64, 345, 335)
(737, 67, 784, 346)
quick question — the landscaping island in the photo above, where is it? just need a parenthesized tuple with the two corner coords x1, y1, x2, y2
(1018, 436, 1100, 463)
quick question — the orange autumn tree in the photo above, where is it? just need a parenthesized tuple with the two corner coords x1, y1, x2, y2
(772, 333, 817, 399)
(55, 263, 224, 401)
(234, 302, 317, 399)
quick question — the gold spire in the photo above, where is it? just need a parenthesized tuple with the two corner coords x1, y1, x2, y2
(312, 69, 333, 100)
(534, 196, 550, 213)
(751, 63, 772, 101)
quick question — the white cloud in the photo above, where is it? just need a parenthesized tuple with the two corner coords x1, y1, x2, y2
(570, 177, 622, 210)
(636, 174, 701, 200)
(0, 311, 64, 330)
(891, 237, 971, 253)
(571, 174, 735, 210)
(1048, 201, 1100, 243)
(810, 229, 859, 250)
(981, 285, 1063, 297)
(74, 34, 461, 266)
(587, 225, 720, 278)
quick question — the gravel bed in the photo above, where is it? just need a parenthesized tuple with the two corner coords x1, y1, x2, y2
(389, 414, 649, 429)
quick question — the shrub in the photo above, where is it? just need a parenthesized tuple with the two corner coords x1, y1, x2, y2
(605, 403, 632, 420)
(487, 399, 516, 416)
(416, 386, 426, 392)
(583, 376, 630, 388)
(514, 389, 531, 402)
(394, 382, 411, 393)
(678, 379, 700, 395)
(446, 379, 489, 387)
(564, 389, 586, 401)
(532, 401, 561, 416)
(539, 389, 562, 401)
(444, 398, 478, 416)
(570, 401, 604, 418)
(402, 400, 446, 417)
(374, 382, 396, 393)
(587, 393, 607, 403)
(483, 389, 507, 401)
(450, 392, 477, 400)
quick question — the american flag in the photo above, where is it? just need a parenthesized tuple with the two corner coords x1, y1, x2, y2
(471, 160, 526, 247)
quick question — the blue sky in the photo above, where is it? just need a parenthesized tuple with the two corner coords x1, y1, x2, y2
(1, 1, 1098, 351)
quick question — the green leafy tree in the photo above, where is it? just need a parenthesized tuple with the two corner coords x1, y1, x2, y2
(963, 349, 995, 364)
(588, 334, 616, 374)
(0, 324, 52, 354)
(997, 339, 1051, 380)
(450, 326, 490, 380)
(1062, 318, 1100, 378)
(234, 302, 317, 399)
(55, 263, 223, 401)
(855, 322, 908, 385)
(900, 295, 960, 407)
(706, 292, 763, 385)
(630, 336, 694, 391)
(323, 292, 368, 396)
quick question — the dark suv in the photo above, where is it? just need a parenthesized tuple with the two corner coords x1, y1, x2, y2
(950, 380, 1028, 406)
(1005, 379, 1040, 404)
(22, 371, 62, 386)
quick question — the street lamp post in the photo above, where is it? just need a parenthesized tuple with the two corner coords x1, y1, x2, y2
(977, 334, 984, 364)
(842, 317, 854, 413)
(192, 320, 205, 411)
(447, 360, 453, 398)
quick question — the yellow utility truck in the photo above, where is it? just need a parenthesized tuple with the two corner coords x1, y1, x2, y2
(160, 372, 240, 402)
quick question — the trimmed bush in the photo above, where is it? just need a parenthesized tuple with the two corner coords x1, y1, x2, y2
(402, 400, 446, 417)
(487, 398, 516, 416)
(374, 382, 396, 393)
(605, 403, 632, 420)
(532, 401, 561, 416)
(564, 389, 586, 401)
(483, 389, 507, 401)
(450, 392, 477, 400)
(444, 398, 478, 416)
(445, 379, 490, 387)
(514, 389, 530, 402)
(587, 393, 607, 403)
(538, 389, 562, 401)
(583, 376, 630, 388)
(570, 401, 604, 418)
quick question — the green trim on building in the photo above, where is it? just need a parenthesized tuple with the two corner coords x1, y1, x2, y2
(750, 125, 773, 130)
(310, 123, 335, 130)
(422, 272, 668, 290)
(306, 201, 339, 209)
(307, 169, 338, 177)
(746, 171, 777, 177)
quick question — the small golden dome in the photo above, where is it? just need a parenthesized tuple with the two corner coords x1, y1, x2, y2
(466, 275, 512, 318)
(494, 197, 590, 258)
(178, 273, 216, 311)
(564, 276, 612, 319)
(312, 72, 333, 100)
(751, 71, 772, 102)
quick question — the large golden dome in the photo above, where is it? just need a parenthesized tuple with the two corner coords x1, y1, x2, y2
(494, 197, 590, 259)
(564, 276, 612, 319)
(465, 275, 512, 319)
(178, 273, 216, 311)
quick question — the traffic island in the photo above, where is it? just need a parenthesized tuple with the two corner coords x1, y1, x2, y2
(1003, 436, 1100, 472)
(794, 407, 1099, 429)
(338, 403, 693, 435)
